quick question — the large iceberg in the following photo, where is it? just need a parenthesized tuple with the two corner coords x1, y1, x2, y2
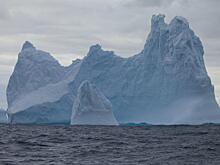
(71, 81, 118, 125)
(6, 14, 220, 124)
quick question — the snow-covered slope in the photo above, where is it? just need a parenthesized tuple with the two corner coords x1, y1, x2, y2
(7, 14, 220, 124)
(71, 81, 118, 125)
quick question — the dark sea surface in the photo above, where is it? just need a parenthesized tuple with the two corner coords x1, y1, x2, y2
(0, 124, 220, 165)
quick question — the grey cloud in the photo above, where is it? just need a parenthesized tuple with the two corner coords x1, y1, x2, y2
(123, 0, 175, 8)
(0, 0, 10, 20)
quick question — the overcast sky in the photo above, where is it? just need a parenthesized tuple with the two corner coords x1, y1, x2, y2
(0, 0, 220, 109)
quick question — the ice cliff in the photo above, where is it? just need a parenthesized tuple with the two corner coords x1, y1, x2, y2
(0, 108, 8, 123)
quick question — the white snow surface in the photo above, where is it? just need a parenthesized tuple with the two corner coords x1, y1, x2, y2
(71, 81, 118, 125)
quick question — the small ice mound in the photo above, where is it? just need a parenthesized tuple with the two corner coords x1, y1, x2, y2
(71, 80, 118, 126)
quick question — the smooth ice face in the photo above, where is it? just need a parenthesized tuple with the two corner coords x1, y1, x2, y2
(0, 109, 8, 123)
(71, 81, 118, 125)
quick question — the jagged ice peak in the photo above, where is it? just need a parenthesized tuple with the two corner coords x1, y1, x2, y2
(151, 14, 189, 30)
(21, 41, 35, 51)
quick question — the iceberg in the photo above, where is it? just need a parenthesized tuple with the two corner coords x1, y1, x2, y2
(6, 14, 220, 124)
(71, 81, 118, 125)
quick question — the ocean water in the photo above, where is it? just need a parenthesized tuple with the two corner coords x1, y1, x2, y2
(0, 124, 220, 165)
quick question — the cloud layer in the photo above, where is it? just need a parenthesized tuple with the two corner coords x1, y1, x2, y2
(0, 0, 220, 108)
